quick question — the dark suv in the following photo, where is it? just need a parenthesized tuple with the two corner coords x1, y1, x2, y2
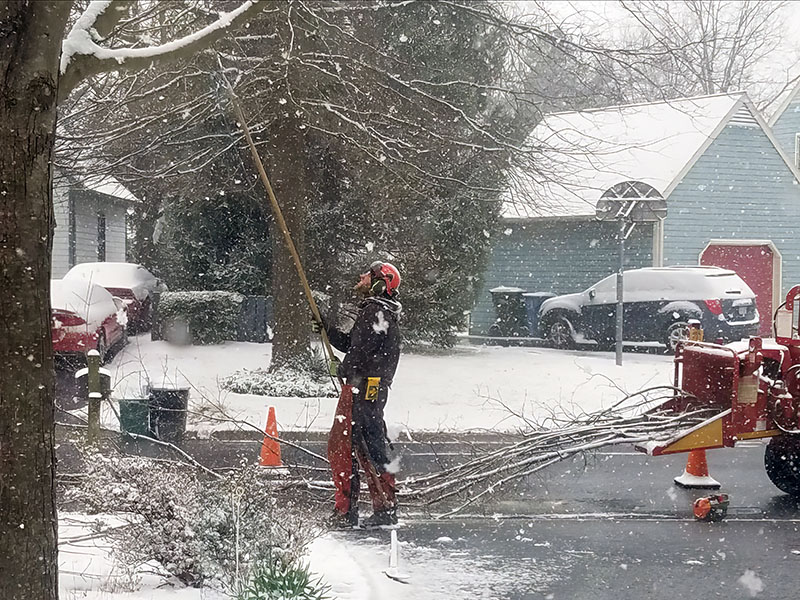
(538, 266, 760, 351)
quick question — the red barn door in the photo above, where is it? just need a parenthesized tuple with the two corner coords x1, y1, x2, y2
(700, 241, 781, 337)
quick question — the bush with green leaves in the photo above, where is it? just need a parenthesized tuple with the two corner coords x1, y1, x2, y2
(238, 554, 331, 600)
(158, 290, 243, 344)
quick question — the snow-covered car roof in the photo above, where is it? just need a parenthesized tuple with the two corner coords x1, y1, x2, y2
(612, 266, 755, 299)
(503, 93, 746, 218)
(64, 262, 162, 300)
(51, 279, 118, 329)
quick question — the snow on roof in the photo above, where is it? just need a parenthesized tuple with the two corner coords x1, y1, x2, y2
(81, 174, 139, 203)
(503, 93, 744, 219)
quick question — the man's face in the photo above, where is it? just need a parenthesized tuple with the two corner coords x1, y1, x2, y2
(354, 272, 372, 297)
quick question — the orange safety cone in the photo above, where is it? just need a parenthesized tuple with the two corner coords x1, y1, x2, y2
(259, 406, 282, 467)
(674, 449, 720, 489)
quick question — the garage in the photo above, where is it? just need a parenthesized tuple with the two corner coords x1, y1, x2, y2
(699, 240, 781, 336)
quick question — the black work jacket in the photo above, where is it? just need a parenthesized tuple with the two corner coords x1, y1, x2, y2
(327, 297, 402, 386)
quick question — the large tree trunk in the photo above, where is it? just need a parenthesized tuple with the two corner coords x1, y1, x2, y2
(0, 3, 72, 599)
(267, 113, 311, 370)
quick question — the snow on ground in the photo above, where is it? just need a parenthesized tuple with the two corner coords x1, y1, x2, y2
(59, 514, 225, 600)
(102, 335, 673, 436)
(60, 517, 548, 600)
(67, 339, 674, 599)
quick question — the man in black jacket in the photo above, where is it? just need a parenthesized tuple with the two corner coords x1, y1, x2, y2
(321, 261, 402, 527)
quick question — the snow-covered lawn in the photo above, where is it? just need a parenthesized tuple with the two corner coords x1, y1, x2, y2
(101, 335, 673, 436)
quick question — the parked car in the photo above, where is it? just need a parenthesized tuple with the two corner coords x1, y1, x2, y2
(538, 266, 760, 351)
(51, 279, 128, 363)
(63, 262, 167, 332)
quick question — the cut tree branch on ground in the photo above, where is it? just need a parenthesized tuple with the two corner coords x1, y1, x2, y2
(398, 386, 712, 518)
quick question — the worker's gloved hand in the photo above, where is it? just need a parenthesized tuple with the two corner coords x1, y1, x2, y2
(328, 357, 341, 378)
(311, 319, 324, 334)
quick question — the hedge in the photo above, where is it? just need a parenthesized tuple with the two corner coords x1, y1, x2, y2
(157, 291, 244, 345)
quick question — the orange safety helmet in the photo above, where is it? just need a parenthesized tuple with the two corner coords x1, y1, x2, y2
(369, 261, 401, 297)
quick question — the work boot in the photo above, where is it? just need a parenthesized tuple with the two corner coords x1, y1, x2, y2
(363, 507, 397, 528)
(327, 508, 359, 529)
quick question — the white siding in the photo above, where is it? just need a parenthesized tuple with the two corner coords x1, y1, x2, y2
(51, 184, 71, 278)
(105, 203, 127, 262)
(73, 193, 127, 265)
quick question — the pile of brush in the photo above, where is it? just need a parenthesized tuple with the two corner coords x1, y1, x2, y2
(399, 385, 713, 517)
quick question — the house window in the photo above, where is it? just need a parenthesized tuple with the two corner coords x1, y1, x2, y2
(795, 133, 800, 169)
(97, 212, 106, 261)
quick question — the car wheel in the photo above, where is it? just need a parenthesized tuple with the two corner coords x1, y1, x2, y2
(547, 317, 574, 349)
(765, 435, 800, 497)
(665, 320, 690, 354)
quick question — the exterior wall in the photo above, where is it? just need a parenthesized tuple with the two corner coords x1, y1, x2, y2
(51, 183, 71, 278)
(51, 188, 128, 278)
(72, 190, 127, 266)
(663, 120, 800, 295)
(469, 219, 653, 335)
(771, 96, 800, 162)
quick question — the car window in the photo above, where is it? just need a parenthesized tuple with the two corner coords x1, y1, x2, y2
(589, 275, 615, 295)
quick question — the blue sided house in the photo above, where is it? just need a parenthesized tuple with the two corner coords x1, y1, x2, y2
(470, 92, 800, 338)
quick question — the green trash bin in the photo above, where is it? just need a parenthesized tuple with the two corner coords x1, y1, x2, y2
(119, 399, 152, 437)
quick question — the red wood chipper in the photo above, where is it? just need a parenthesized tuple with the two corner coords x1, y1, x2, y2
(635, 284, 800, 498)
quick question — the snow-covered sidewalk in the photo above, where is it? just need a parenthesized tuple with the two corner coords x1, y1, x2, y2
(59, 517, 527, 600)
(102, 336, 673, 436)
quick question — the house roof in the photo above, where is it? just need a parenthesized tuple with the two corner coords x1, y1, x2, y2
(54, 169, 139, 203)
(503, 93, 758, 219)
(80, 174, 139, 203)
(767, 80, 800, 127)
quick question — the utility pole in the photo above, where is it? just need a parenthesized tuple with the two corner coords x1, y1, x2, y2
(596, 181, 667, 367)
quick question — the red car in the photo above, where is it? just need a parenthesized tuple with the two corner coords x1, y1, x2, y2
(51, 279, 127, 363)
(63, 262, 167, 332)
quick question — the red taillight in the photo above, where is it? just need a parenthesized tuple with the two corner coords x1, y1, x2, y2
(704, 299, 723, 315)
(52, 310, 86, 327)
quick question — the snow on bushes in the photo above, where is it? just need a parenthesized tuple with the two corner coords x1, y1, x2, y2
(67, 454, 315, 593)
(221, 353, 337, 398)
(158, 290, 243, 344)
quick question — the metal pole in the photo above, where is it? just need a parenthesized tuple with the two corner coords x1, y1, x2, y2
(616, 218, 625, 366)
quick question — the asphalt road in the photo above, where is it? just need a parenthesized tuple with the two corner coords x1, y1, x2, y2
(341, 443, 800, 600)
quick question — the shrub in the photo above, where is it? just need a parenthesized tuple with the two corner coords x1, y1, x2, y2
(238, 555, 331, 600)
(158, 290, 244, 344)
(67, 454, 315, 592)
(221, 351, 338, 398)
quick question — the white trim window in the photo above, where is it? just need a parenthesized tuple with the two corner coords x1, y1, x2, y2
(795, 132, 800, 169)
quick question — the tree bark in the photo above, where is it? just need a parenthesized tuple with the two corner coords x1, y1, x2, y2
(267, 113, 311, 370)
(0, 2, 72, 599)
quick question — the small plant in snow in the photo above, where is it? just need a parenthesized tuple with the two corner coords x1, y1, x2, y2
(237, 553, 331, 600)
(68, 453, 315, 593)
(221, 351, 337, 398)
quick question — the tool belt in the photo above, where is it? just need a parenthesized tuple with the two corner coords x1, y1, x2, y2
(348, 375, 386, 402)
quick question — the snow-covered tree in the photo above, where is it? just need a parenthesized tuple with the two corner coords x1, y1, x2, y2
(0, 2, 262, 598)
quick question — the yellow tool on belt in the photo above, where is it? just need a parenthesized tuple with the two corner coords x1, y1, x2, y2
(365, 377, 381, 402)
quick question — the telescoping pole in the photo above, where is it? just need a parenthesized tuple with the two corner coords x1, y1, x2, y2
(223, 83, 340, 384)
(616, 217, 625, 366)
